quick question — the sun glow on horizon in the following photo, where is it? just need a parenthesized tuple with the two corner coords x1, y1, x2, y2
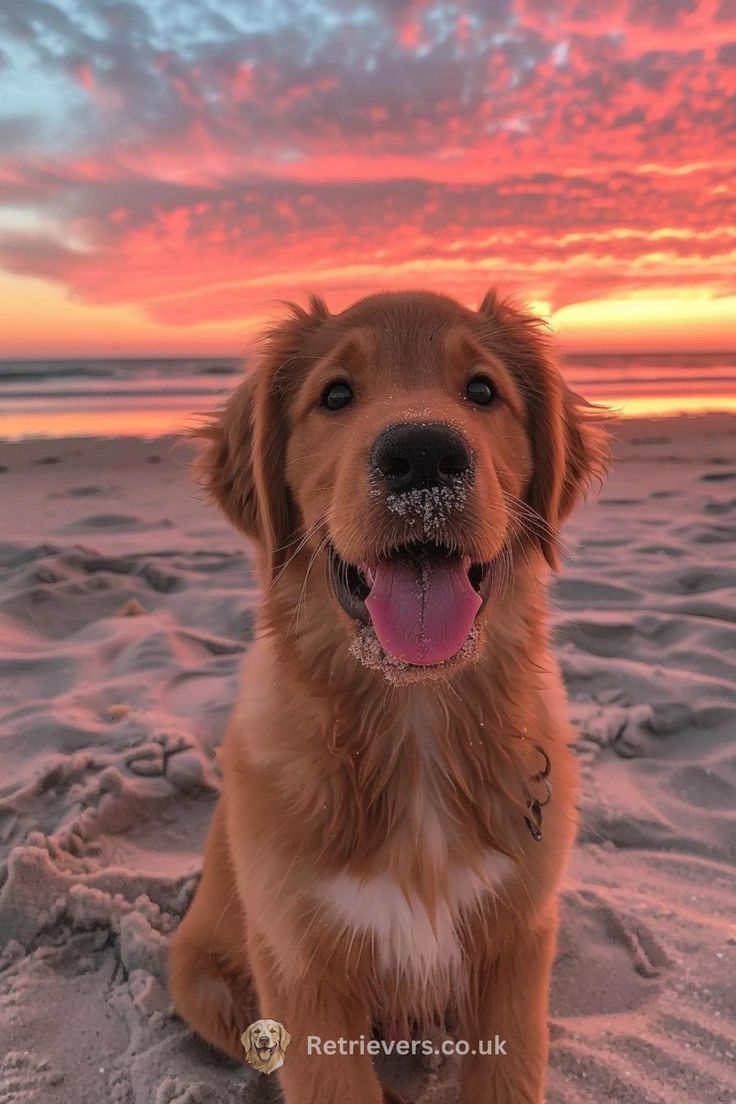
(1, 271, 734, 361)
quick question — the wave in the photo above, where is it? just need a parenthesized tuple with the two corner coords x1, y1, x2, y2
(0, 363, 117, 382)
(0, 358, 242, 384)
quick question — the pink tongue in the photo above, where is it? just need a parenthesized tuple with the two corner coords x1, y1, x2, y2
(365, 555, 481, 666)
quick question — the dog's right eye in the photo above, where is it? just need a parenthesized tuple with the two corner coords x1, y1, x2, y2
(321, 380, 354, 411)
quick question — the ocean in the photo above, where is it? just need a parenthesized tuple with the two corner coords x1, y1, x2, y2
(1, 353, 734, 439)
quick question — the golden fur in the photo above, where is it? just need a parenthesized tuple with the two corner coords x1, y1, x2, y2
(168, 289, 609, 1104)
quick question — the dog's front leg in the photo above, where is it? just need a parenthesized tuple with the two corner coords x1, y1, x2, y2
(247, 928, 385, 1104)
(458, 912, 557, 1104)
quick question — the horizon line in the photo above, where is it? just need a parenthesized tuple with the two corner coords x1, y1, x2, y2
(1, 348, 735, 364)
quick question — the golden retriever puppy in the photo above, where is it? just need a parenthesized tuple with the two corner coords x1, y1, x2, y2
(168, 289, 609, 1104)
(240, 1018, 291, 1074)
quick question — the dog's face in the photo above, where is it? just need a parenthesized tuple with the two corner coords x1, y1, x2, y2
(240, 1018, 291, 1073)
(197, 290, 608, 682)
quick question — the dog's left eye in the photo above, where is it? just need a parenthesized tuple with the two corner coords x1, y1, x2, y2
(321, 380, 354, 411)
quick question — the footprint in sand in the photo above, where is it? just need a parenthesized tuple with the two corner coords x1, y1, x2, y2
(72, 551, 182, 593)
(552, 890, 671, 1021)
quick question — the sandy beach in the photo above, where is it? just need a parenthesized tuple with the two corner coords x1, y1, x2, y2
(0, 414, 734, 1104)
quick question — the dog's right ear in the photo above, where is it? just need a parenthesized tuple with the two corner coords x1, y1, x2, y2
(191, 371, 261, 541)
(190, 295, 330, 576)
(191, 373, 259, 540)
(240, 1024, 253, 1057)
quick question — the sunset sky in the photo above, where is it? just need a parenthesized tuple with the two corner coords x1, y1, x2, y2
(0, 0, 734, 357)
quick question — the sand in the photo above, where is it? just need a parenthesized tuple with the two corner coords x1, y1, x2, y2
(0, 416, 734, 1104)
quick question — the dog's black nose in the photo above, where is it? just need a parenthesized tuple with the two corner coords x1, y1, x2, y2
(371, 422, 472, 493)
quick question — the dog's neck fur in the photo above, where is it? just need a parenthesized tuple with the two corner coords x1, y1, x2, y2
(252, 545, 554, 873)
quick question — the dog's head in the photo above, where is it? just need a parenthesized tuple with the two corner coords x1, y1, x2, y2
(240, 1018, 291, 1073)
(195, 290, 609, 682)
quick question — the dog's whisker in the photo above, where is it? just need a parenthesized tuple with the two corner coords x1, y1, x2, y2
(500, 488, 575, 561)
(288, 532, 332, 635)
(268, 512, 330, 592)
(270, 511, 329, 556)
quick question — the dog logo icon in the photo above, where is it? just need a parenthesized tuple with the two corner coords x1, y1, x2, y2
(240, 1018, 291, 1074)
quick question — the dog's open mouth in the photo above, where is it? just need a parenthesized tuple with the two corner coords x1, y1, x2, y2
(329, 540, 494, 667)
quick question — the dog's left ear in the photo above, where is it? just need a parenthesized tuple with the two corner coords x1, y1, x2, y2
(478, 291, 611, 570)
(278, 1022, 292, 1051)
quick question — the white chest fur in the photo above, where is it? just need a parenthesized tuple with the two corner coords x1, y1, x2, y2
(321, 850, 513, 983)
